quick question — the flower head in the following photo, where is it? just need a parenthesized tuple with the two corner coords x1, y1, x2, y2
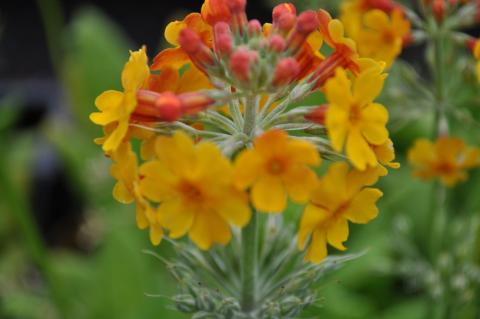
(408, 137, 480, 186)
(298, 162, 382, 263)
(234, 130, 321, 213)
(325, 65, 389, 170)
(140, 131, 251, 250)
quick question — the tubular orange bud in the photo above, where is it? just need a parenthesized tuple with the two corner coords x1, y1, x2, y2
(179, 28, 215, 71)
(269, 35, 287, 52)
(309, 53, 359, 89)
(286, 11, 319, 54)
(178, 92, 216, 115)
(305, 104, 329, 125)
(248, 19, 262, 36)
(432, 0, 445, 22)
(226, 0, 246, 13)
(230, 48, 257, 81)
(214, 22, 233, 57)
(134, 91, 182, 122)
(272, 3, 297, 23)
(201, 0, 232, 26)
(272, 57, 300, 86)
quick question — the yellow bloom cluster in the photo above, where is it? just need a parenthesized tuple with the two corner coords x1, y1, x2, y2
(408, 137, 480, 187)
(89, 0, 399, 264)
(340, 0, 411, 67)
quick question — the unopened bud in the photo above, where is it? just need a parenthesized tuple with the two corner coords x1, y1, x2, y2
(214, 22, 233, 57)
(227, 0, 248, 34)
(286, 11, 319, 54)
(272, 3, 297, 23)
(272, 57, 300, 86)
(248, 19, 262, 36)
(178, 28, 215, 71)
(230, 48, 258, 81)
(305, 104, 329, 125)
(276, 12, 297, 32)
(269, 35, 287, 52)
(432, 0, 445, 22)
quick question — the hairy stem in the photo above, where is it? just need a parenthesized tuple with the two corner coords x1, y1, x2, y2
(241, 210, 258, 314)
(243, 95, 257, 138)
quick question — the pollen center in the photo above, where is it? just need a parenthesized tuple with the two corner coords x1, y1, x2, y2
(267, 158, 286, 175)
(179, 180, 204, 202)
(349, 104, 362, 125)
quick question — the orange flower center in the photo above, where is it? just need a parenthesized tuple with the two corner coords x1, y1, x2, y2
(267, 158, 286, 175)
(435, 162, 457, 174)
(382, 30, 395, 44)
(179, 180, 204, 202)
(349, 103, 363, 125)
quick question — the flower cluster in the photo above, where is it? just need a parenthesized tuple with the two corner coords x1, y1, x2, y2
(90, 0, 399, 265)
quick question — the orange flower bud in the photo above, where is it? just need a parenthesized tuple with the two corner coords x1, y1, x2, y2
(305, 104, 329, 125)
(201, 0, 232, 26)
(227, 0, 248, 33)
(272, 57, 300, 87)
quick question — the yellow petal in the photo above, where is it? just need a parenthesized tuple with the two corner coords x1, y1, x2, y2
(305, 229, 328, 263)
(95, 90, 124, 111)
(346, 129, 377, 170)
(298, 204, 330, 249)
(252, 175, 287, 213)
(325, 68, 353, 108)
(103, 120, 129, 152)
(344, 188, 382, 224)
(149, 223, 164, 246)
(176, 65, 213, 93)
(216, 189, 251, 227)
(122, 47, 150, 91)
(286, 139, 321, 167)
(284, 165, 318, 203)
(189, 210, 232, 250)
(112, 182, 134, 204)
(326, 217, 348, 251)
(326, 104, 349, 152)
(353, 67, 386, 106)
(159, 199, 194, 239)
(360, 103, 389, 145)
(139, 161, 176, 202)
(234, 149, 262, 189)
(136, 205, 149, 230)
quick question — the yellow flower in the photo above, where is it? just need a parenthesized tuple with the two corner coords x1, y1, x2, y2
(325, 65, 389, 171)
(357, 9, 411, 67)
(474, 41, 480, 81)
(298, 162, 383, 263)
(90, 47, 150, 153)
(408, 137, 480, 187)
(234, 130, 320, 213)
(139, 131, 251, 250)
(110, 142, 164, 245)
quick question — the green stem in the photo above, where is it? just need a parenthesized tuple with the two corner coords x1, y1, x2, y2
(243, 96, 257, 138)
(241, 210, 258, 314)
(0, 143, 68, 317)
(428, 24, 451, 319)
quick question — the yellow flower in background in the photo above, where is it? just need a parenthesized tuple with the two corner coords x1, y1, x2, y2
(325, 65, 389, 171)
(110, 142, 164, 245)
(408, 137, 480, 187)
(139, 131, 251, 250)
(234, 130, 320, 213)
(357, 9, 411, 67)
(474, 40, 480, 81)
(298, 162, 383, 263)
(90, 47, 149, 153)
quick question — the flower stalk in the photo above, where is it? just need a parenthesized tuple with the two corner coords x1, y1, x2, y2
(240, 209, 258, 315)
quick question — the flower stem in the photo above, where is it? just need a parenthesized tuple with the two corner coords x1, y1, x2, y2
(243, 95, 257, 138)
(241, 209, 258, 314)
